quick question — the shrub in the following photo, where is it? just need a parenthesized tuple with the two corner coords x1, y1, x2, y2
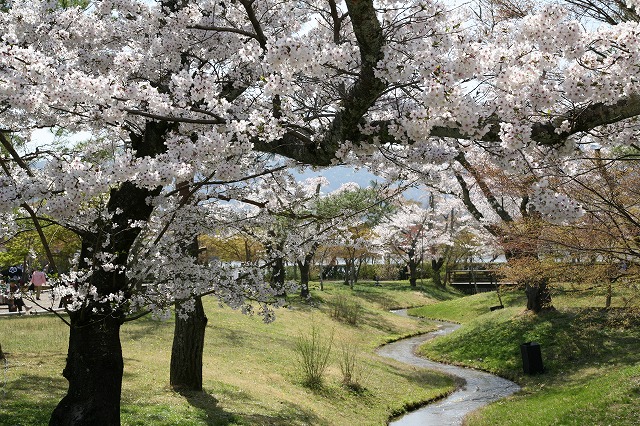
(331, 294, 362, 325)
(294, 325, 333, 388)
(338, 342, 367, 392)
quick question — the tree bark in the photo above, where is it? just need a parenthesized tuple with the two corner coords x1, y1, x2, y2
(408, 248, 418, 287)
(297, 258, 311, 298)
(50, 312, 124, 426)
(170, 215, 208, 392)
(271, 255, 286, 297)
(524, 278, 551, 313)
(431, 258, 445, 289)
(170, 296, 208, 391)
(266, 234, 287, 297)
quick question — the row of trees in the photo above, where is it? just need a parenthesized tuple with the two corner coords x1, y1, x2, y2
(199, 181, 493, 291)
(0, 0, 639, 424)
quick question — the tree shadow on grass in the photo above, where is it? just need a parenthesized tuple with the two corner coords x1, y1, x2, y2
(357, 307, 417, 335)
(177, 390, 240, 425)
(360, 281, 462, 301)
(353, 289, 399, 311)
(423, 306, 640, 383)
(376, 365, 459, 418)
(0, 372, 67, 425)
(179, 389, 327, 426)
(122, 322, 168, 341)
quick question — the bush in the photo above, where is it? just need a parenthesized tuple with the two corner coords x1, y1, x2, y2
(331, 294, 362, 325)
(294, 325, 333, 388)
(338, 342, 367, 392)
(358, 264, 380, 280)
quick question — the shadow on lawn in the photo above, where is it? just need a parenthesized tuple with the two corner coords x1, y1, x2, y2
(178, 390, 240, 425)
(0, 372, 67, 425)
(368, 281, 462, 301)
(180, 389, 327, 426)
(388, 365, 459, 390)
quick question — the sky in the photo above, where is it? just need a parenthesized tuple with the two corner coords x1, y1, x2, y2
(295, 165, 427, 202)
(29, 128, 426, 202)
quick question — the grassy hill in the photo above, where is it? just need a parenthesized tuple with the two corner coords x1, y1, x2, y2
(409, 285, 640, 425)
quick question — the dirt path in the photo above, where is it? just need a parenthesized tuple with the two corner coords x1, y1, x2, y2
(377, 309, 520, 425)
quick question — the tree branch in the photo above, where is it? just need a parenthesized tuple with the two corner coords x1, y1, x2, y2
(455, 152, 515, 223)
(254, 0, 387, 166)
(189, 24, 260, 42)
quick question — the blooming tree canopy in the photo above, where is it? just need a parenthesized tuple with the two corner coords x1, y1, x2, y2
(2, 0, 640, 423)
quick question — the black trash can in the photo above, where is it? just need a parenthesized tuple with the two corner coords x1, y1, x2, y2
(520, 342, 544, 374)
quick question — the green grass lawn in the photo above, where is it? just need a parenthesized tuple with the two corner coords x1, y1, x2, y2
(0, 279, 458, 426)
(409, 284, 640, 425)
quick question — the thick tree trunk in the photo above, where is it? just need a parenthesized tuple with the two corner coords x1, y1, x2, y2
(170, 296, 208, 391)
(271, 256, 287, 297)
(170, 229, 208, 392)
(50, 312, 124, 426)
(50, 121, 168, 425)
(524, 278, 551, 313)
(266, 234, 287, 297)
(353, 258, 361, 285)
(408, 261, 417, 287)
(505, 245, 553, 313)
(344, 258, 354, 286)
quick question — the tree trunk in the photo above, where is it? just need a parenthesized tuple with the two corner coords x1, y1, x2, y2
(50, 312, 124, 426)
(431, 258, 445, 289)
(170, 296, 208, 391)
(170, 227, 208, 392)
(271, 256, 286, 297)
(524, 278, 551, 313)
(505, 243, 553, 313)
(266, 235, 287, 297)
(298, 259, 311, 298)
(50, 121, 169, 425)
(408, 248, 417, 287)
(349, 258, 357, 289)
(354, 256, 364, 284)
(343, 259, 349, 285)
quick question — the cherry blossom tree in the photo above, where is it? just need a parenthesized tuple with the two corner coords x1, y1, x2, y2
(373, 194, 476, 287)
(315, 183, 395, 286)
(2, 0, 640, 423)
(210, 175, 331, 298)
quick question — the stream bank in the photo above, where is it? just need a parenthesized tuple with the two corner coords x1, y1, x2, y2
(377, 309, 520, 425)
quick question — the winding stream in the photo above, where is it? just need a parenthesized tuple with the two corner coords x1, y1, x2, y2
(377, 309, 520, 425)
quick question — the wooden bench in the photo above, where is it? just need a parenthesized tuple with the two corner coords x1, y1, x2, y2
(448, 269, 516, 294)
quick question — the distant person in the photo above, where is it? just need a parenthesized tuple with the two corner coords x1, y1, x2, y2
(0, 279, 7, 305)
(30, 269, 47, 300)
(9, 280, 31, 313)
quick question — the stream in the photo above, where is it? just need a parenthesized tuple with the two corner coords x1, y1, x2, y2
(376, 309, 520, 425)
